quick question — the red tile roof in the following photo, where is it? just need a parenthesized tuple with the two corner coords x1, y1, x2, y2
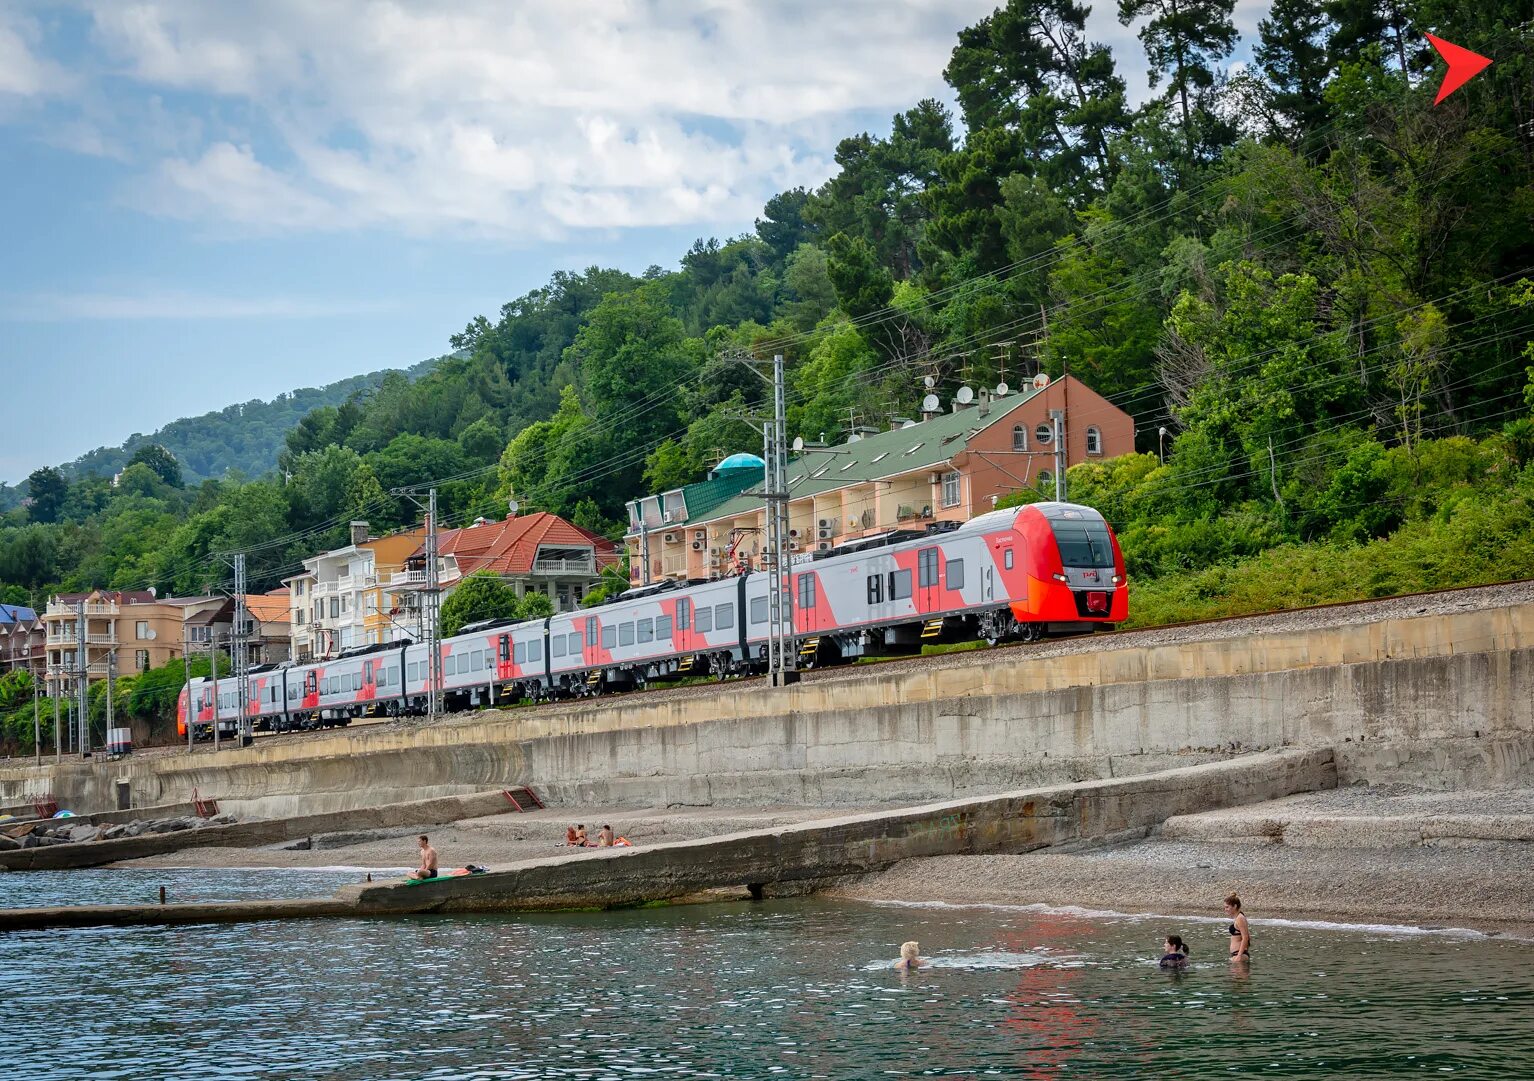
(416, 512, 618, 576)
(51, 590, 159, 605)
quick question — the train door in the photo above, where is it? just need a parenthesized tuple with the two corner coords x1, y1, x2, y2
(917, 546, 940, 614)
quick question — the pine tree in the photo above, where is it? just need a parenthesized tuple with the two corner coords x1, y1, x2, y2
(1255, 0, 1334, 141)
(1118, 0, 1238, 160)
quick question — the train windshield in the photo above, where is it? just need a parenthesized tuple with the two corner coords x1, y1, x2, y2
(1050, 520, 1115, 568)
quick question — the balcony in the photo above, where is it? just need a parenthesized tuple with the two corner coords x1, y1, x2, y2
(389, 569, 427, 589)
(531, 557, 596, 576)
(46, 601, 119, 618)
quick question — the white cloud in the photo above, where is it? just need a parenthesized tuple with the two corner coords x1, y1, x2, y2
(0, 9, 72, 97)
(62, 0, 998, 238)
(4, 288, 390, 320)
(16, 1, 1276, 240)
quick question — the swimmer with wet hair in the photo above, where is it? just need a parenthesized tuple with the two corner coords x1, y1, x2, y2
(893, 941, 925, 970)
(1159, 934, 1190, 969)
(1225, 894, 1252, 959)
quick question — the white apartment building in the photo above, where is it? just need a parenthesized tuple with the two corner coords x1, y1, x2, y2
(285, 522, 424, 662)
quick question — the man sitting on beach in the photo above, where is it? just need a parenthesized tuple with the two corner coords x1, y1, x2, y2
(410, 834, 439, 879)
(597, 824, 614, 847)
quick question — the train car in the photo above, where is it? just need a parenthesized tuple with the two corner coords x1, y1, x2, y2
(176, 500, 1126, 734)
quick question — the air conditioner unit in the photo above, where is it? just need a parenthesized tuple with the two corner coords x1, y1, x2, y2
(693, 529, 706, 541)
(817, 517, 834, 530)
(690, 541, 704, 551)
(817, 528, 833, 540)
(662, 510, 674, 523)
(709, 547, 722, 556)
(788, 542, 801, 551)
(788, 528, 800, 539)
(927, 472, 941, 485)
(816, 541, 832, 552)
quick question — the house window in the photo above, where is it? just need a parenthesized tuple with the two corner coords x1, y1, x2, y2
(1038, 469, 1053, 489)
(135, 620, 150, 640)
(1012, 425, 1027, 452)
(1035, 423, 1053, 445)
(1086, 426, 1102, 455)
(941, 471, 961, 508)
(797, 574, 816, 610)
(136, 649, 149, 672)
(329, 598, 339, 619)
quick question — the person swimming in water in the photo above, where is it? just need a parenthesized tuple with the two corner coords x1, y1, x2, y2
(1225, 894, 1252, 959)
(1159, 934, 1190, 969)
(893, 941, 925, 970)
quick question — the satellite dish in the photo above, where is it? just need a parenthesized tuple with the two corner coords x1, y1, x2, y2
(995, 382, 1009, 397)
(956, 386, 974, 405)
(847, 433, 862, 443)
(901, 419, 917, 429)
(508, 499, 520, 516)
(146, 629, 157, 640)
(921, 394, 940, 413)
(1033, 372, 1051, 390)
(792, 436, 804, 452)
(923, 375, 936, 390)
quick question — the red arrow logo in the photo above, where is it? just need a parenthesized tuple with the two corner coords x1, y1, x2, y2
(1426, 34, 1492, 105)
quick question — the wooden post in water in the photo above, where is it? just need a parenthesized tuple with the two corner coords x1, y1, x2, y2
(159, 886, 166, 905)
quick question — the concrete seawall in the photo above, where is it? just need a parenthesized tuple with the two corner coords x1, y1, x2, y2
(0, 599, 1527, 817)
(0, 749, 1334, 929)
(0, 790, 516, 872)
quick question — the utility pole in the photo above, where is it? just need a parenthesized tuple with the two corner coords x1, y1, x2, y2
(184, 640, 193, 754)
(232, 552, 250, 745)
(32, 673, 40, 764)
(51, 668, 60, 762)
(728, 350, 798, 687)
(392, 486, 442, 722)
(208, 631, 221, 753)
(105, 647, 115, 753)
(1049, 410, 1067, 502)
(75, 599, 88, 756)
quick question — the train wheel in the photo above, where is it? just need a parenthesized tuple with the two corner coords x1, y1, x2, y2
(1019, 622, 1044, 643)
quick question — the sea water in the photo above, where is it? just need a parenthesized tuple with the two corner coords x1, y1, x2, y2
(4, 869, 1532, 1079)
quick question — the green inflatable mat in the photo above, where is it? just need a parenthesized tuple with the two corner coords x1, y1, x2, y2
(403, 868, 479, 885)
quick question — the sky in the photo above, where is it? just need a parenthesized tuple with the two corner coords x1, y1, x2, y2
(0, 0, 1268, 483)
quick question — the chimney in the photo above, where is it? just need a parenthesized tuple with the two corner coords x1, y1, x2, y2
(350, 521, 369, 546)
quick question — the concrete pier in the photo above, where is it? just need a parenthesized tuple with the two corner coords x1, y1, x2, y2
(0, 749, 1333, 931)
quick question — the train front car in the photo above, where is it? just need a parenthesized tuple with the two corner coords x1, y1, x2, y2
(176, 684, 189, 740)
(1007, 501, 1127, 636)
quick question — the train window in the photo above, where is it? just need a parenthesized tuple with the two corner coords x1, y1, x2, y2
(695, 606, 713, 633)
(552, 635, 567, 658)
(918, 548, 939, 588)
(528, 640, 542, 662)
(714, 604, 733, 629)
(514, 642, 526, 665)
(797, 574, 816, 609)
(586, 619, 598, 647)
(947, 559, 965, 590)
(1004, 548, 1014, 570)
(890, 569, 912, 600)
(1050, 520, 1115, 568)
(601, 625, 617, 649)
(499, 635, 510, 662)
(749, 596, 768, 624)
(867, 574, 884, 604)
(637, 619, 653, 643)
(445, 655, 457, 676)
(656, 615, 673, 638)
(407, 662, 418, 682)
(677, 598, 691, 630)
(568, 632, 582, 655)
(619, 622, 635, 647)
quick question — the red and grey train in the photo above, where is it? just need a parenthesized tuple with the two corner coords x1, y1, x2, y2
(178, 501, 1127, 739)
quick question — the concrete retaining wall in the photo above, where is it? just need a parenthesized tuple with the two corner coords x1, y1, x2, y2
(0, 600, 1527, 817)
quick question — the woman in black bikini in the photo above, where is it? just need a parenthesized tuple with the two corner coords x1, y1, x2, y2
(1225, 894, 1251, 959)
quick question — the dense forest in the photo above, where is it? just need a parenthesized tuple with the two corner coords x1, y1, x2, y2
(3, 1, 1533, 747)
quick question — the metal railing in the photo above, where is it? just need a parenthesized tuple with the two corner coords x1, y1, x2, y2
(532, 558, 597, 575)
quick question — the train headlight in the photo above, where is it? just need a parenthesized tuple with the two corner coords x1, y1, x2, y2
(1112, 574, 1123, 585)
(1052, 573, 1068, 583)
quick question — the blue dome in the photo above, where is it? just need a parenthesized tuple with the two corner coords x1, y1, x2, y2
(714, 452, 765, 472)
